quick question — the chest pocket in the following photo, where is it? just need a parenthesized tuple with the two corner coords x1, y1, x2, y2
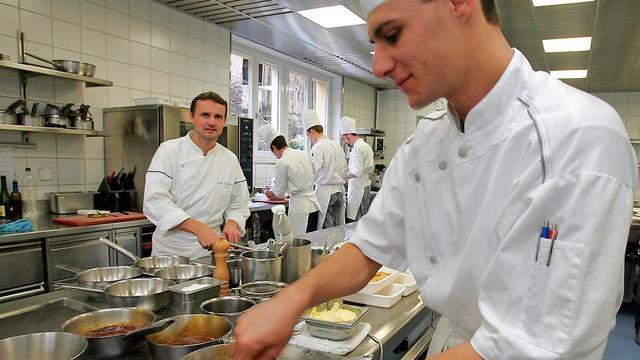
(212, 181, 234, 206)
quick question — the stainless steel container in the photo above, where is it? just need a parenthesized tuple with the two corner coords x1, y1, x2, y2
(0, 110, 16, 124)
(300, 304, 369, 341)
(200, 296, 256, 324)
(311, 247, 330, 268)
(282, 238, 311, 283)
(168, 277, 222, 315)
(48, 191, 97, 214)
(154, 264, 214, 284)
(227, 259, 241, 289)
(241, 250, 282, 283)
(0, 332, 88, 360)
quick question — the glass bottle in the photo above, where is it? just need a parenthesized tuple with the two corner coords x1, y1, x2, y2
(9, 179, 22, 220)
(23, 168, 36, 219)
(0, 176, 9, 222)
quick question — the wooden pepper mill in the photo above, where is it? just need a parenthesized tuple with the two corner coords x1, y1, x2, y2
(212, 238, 230, 296)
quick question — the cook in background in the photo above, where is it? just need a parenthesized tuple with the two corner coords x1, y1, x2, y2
(259, 124, 321, 236)
(303, 109, 348, 229)
(143, 91, 250, 260)
(232, 0, 637, 359)
(341, 116, 374, 222)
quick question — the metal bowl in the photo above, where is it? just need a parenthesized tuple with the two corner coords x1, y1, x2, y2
(0, 332, 87, 360)
(75, 266, 143, 288)
(200, 296, 256, 324)
(180, 343, 233, 360)
(104, 278, 175, 311)
(154, 264, 214, 284)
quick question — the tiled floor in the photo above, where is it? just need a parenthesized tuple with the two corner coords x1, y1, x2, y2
(604, 303, 639, 359)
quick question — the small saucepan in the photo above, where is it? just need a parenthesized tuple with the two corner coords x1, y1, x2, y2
(154, 264, 214, 284)
(25, 52, 96, 77)
(56, 264, 143, 289)
(99, 237, 190, 274)
(62, 307, 172, 358)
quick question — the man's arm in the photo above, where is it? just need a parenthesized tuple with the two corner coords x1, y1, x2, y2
(232, 243, 381, 360)
(223, 163, 251, 243)
(430, 342, 483, 360)
(175, 218, 218, 249)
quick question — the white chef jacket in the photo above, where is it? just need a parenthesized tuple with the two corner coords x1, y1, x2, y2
(346, 138, 374, 219)
(350, 49, 637, 359)
(143, 132, 250, 259)
(310, 135, 348, 226)
(272, 148, 320, 235)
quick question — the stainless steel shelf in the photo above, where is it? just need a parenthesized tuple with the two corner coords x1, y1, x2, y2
(0, 124, 107, 137)
(0, 60, 113, 87)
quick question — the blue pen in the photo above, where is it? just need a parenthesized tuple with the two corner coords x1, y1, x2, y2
(535, 220, 549, 261)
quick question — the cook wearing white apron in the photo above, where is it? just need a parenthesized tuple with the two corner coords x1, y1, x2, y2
(143, 132, 251, 259)
(259, 124, 321, 236)
(341, 116, 374, 221)
(350, 49, 637, 359)
(303, 110, 348, 228)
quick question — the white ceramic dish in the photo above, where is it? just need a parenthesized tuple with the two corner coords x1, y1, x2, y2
(344, 283, 404, 308)
(359, 266, 399, 295)
(394, 273, 418, 296)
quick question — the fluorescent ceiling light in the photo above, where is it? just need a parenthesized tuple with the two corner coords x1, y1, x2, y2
(550, 69, 588, 79)
(532, 0, 594, 6)
(298, 5, 365, 28)
(543, 37, 592, 53)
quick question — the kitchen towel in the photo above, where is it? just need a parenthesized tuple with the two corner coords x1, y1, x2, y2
(288, 321, 371, 355)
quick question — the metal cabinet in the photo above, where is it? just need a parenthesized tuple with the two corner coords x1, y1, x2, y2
(46, 231, 111, 289)
(110, 227, 141, 266)
(0, 240, 45, 303)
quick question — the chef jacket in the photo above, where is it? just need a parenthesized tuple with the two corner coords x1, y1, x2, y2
(350, 49, 637, 359)
(272, 148, 320, 235)
(346, 138, 374, 219)
(143, 132, 250, 259)
(310, 135, 348, 226)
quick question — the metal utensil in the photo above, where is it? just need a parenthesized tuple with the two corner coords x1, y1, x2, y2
(0, 332, 88, 360)
(200, 296, 256, 324)
(24, 52, 96, 77)
(56, 264, 143, 288)
(224, 240, 254, 252)
(154, 264, 214, 284)
(99, 237, 190, 274)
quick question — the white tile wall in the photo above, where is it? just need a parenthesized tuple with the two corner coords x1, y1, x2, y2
(342, 78, 376, 129)
(0, 0, 231, 199)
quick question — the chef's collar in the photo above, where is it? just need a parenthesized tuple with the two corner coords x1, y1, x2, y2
(454, 49, 531, 135)
(186, 130, 220, 156)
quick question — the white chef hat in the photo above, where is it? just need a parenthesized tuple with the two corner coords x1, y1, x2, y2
(302, 109, 321, 130)
(257, 124, 280, 146)
(360, 0, 385, 18)
(340, 116, 357, 135)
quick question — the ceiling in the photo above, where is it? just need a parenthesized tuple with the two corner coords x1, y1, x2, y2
(157, 0, 640, 93)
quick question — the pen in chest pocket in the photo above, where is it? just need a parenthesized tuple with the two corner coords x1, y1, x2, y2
(535, 220, 550, 261)
(546, 224, 559, 266)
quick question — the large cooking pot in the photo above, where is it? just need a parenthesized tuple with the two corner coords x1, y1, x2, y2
(61, 308, 172, 358)
(241, 250, 282, 283)
(146, 314, 233, 360)
(57, 264, 143, 288)
(60, 278, 175, 311)
(0, 332, 88, 360)
(200, 296, 255, 325)
(25, 52, 96, 77)
(154, 264, 214, 284)
(0, 99, 24, 125)
(99, 238, 190, 274)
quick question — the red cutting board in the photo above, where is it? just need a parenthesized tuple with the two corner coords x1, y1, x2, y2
(253, 199, 289, 205)
(52, 212, 147, 226)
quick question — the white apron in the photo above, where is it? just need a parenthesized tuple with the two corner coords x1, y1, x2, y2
(426, 317, 471, 358)
(315, 184, 344, 227)
(346, 177, 367, 220)
(288, 190, 320, 236)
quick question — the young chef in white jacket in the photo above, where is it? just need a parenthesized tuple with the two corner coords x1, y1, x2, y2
(340, 116, 375, 221)
(258, 124, 321, 235)
(303, 110, 348, 228)
(232, 1, 637, 359)
(143, 92, 250, 260)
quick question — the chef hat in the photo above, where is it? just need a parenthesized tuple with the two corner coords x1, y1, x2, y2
(257, 124, 280, 146)
(340, 116, 357, 135)
(302, 109, 321, 130)
(360, 0, 385, 18)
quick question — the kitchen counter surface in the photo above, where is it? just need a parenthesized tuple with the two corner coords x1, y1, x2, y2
(0, 201, 283, 244)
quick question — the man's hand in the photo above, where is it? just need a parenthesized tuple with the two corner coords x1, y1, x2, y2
(222, 220, 241, 243)
(232, 291, 305, 360)
(265, 190, 276, 200)
(177, 218, 217, 250)
(344, 173, 356, 182)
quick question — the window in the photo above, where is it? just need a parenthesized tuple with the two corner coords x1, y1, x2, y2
(287, 71, 307, 150)
(230, 53, 250, 117)
(312, 79, 328, 127)
(257, 62, 279, 152)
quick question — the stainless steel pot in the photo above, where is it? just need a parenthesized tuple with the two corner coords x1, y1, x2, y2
(17, 113, 44, 126)
(200, 296, 255, 325)
(227, 259, 241, 288)
(61, 307, 170, 358)
(241, 250, 282, 283)
(179, 343, 234, 360)
(146, 314, 233, 360)
(0, 110, 15, 125)
(45, 114, 68, 127)
(99, 237, 190, 274)
(311, 247, 330, 268)
(69, 116, 94, 130)
(282, 238, 311, 283)
(0, 332, 88, 360)
(154, 264, 214, 284)
(237, 280, 287, 303)
(60, 278, 175, 311)
(56, 264, 143, 288)
(25, 52, 96, 77)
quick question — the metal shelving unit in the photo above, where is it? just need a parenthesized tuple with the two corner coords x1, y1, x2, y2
(0, 60, 112, 87)
(0, 124, 106, 137)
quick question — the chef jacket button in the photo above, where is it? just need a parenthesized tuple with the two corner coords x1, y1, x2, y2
(458, 147, 468, 158)
(429, 256, 438, 264)
(413, 174, 420, 182)
(438, 161, 448, 170)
